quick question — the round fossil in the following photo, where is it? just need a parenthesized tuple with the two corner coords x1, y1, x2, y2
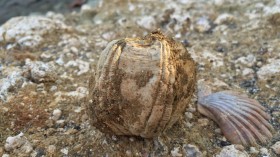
(87, 31, 196, 138)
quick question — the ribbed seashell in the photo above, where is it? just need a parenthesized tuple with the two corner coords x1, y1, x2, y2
(197, 80, 274, 146)
(87, 31, 196, 138)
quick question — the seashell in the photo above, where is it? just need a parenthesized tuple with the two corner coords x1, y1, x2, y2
(87, 31, 274, 146)
(197, 80, 274, 146)
(87, 31, 196, 138)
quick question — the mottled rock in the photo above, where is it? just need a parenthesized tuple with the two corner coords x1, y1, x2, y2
(242, 68, 254, 77)
(136, 16, 156, 30)
(260, 147, 269, 156)
(197, 118, 209, 127)
(216, 145, 249, 157)
(271, 141, 280, 155)
(4, 132, 33, 156)
(257, 59, 280, 80)
(60, 147, 68, 155)
(249, 147, 259, 154)
(52, 109, 62, 121)
(47, 145, 56, 155)
(24, 59, 57, 83)
(214, 14, 235, 25)
(194, 17, 211, 33)
(0, 70, 24, 101)
(235, 54, 256, 67)
(183, 144, 203, 157)
(171, 147, 182, 157)
(65, 59, 90, 76)
(0, 16, 69, 48)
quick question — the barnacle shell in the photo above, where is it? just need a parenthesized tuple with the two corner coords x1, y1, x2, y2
(87, 31, 196, 138)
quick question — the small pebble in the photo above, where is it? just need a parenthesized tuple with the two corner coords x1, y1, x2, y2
(184, 121, 193, 128)
(214, 128, 221, 134)
(271, 141, 280, 155)
(70, 46, 79, 54)
(260, 147, 269, 156)
(126, 150, 132, 156)
(4, 132, 33, 155)
(183, 144, 202, 157)
(187, 106, 196, 112)
(4, 132, 25, 151)
(60, 147, 68, 155)
(214, 13, 235, 25)
(249, 147, 259, 154)
(50, 86, 57, 92)
(197, 118, 209, 126)
(234, 145, 245, 151)
(195, 17, 211, 33)
(136, 16, 156, 30)
(112, 135, 117, 141)
(216, 145, 249, 157)
(129, 137, 135, 142)
(47, 145, 56, 154)
(52, 109, 62, 121)
(242, 68, 254, 76)
(171, 147, 182, 157)
(185, 112, 193, 119)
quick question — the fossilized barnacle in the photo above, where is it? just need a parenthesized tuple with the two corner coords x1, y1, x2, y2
(87, 31, 196, 138)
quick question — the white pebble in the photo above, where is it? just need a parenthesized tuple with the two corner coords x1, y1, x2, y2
(185, 112, 193, 119)
(126, 150, 132, 156)
(60, 147, 68, 155)
(183, 144, 203, 157)
(171, 147, 182, 157)
(271, 141, 280, 155)
(197, 118, 209, 126)
(52, 109, 62, 121)
(50, 86, 57, 92)
(214, 13, 235, 25)
(4, 132, 33, 155)
(242, 68, 254, 76)
(136, 16, 156, 30)
(249, 147, 259, 154)
(216, 145, 249, 157)
(70, 47, 79, 54)
(195, 17, 211, 33)
(257, 59, 280, 80)
(260, 147, 269, 156)
(4, 132, 24, 151)
(47, 145, 56, 154)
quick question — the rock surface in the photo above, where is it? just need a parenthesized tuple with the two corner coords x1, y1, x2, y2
(0, 16, 70, 48)
(271, 141, 280, 155)
(216, 145, 249, 157)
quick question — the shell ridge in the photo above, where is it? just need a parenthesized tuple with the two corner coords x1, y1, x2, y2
(141, 38, 164, 137)
(214, 101, 266, 144)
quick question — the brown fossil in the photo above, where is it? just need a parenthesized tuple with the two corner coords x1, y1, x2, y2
(87, 31, 274, 146)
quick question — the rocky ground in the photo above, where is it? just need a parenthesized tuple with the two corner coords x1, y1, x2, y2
(0, 0, 279, 156)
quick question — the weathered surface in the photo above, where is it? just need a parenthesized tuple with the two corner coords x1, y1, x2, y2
(88, 32, 196, 138)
